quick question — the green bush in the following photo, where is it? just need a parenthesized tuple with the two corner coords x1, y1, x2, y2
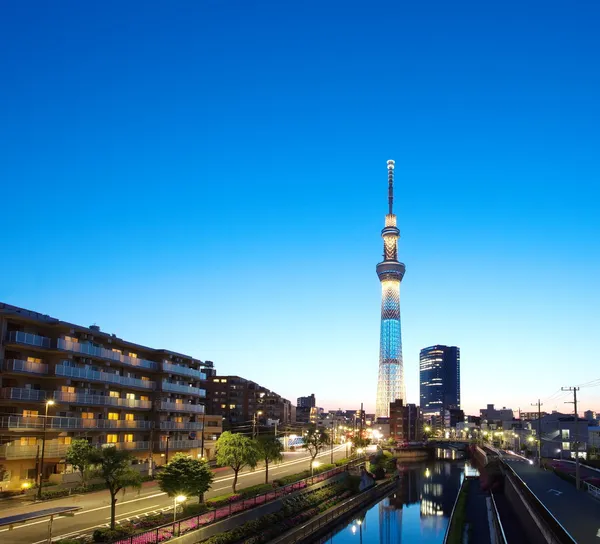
(92, 527, 133, 542)
(0, 490, 22, 498)
(40, 488, 71, 500)
(183, 502, 210, 516)
(55, 539, 85, 544)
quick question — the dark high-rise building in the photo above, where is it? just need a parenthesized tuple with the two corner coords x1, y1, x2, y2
(419, 345, 460, 419)
(297, 394, 316, 408)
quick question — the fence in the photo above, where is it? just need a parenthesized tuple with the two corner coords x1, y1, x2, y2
(586, 482, 600, 500)
(113, 462, 360, 544)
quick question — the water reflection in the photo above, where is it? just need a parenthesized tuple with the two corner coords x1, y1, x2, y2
(321, 461, 464, 544)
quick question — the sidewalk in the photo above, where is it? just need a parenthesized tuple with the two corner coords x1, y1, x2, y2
(464, 480, 491, 544)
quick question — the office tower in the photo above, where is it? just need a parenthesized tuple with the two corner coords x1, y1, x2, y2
(419, 345, 460, 418)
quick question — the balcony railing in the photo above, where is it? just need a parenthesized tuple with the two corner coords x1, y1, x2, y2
(6, 331, 52, 349)
(53, 391, 152, 410)
(159, 439, 201, 450)
(56, 339, 158, 371)
(161, 381, 205, 397)
(161, 362, 206, 381)
(0, 387, 47, 402)
(159, 421, 204, 431)
(1, 358, 48, 375)
(103, 441, 150, 451)
(55, 365, 155, 390)
(0, 442, 68, 460)
(159, 401, 204, 414)
(0, 416, 153, 431)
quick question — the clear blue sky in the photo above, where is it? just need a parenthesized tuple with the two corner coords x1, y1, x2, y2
(2, 1, 599, 415)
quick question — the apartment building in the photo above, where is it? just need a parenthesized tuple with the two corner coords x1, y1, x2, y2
(0, 302, 217, 490)
(205, 375, 292, 431)
(390, 399, 422, 443)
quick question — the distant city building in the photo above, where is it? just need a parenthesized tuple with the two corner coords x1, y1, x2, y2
(205, 376, 291, 430)
(480, 404, 514, 424)
(419, 345, 461, 420)
(536, 412, 588, 459)
(584, 410, 597, 422)
(390, 399, 422, 442)
(0, 302, 215, 491)
(520, 411, 548, 421)
(376, 161, 406, 417)
(297, 394, 316, 408)
(444, 408, 464, 429)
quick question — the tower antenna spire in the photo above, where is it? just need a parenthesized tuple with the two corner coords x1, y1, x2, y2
(387, 160, 395, 215)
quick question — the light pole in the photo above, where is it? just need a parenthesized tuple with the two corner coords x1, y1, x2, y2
(173, 494, 187, 528)
(165, 434, 170, 464)
(37, 400, 55, 500)
(311, 460, 320, 477)
(253, 411, 263, 439)
(200, 405, 207, 460)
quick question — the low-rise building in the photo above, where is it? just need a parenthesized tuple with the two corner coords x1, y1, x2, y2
(390, 400, 422, 442)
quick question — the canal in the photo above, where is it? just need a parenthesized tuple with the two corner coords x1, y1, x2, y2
(320, 460, 465, 544)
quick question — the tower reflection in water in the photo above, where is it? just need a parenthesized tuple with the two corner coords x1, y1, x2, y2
(325, 462, 464, 544)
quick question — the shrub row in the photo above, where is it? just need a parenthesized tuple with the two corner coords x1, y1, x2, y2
(273, 463, 336, 486)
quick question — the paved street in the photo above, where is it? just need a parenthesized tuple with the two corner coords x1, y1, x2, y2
(506, 458, 600, 544)
(0, 445, 347, 544)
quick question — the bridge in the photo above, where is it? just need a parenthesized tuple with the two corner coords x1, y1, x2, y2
(466, 445, 600, 543)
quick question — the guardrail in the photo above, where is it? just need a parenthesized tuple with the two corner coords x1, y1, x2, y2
(585, 481, 600, 500)
(502, 462, 577, 544)
(443, 478, 467, 544)
(489, 492, 508, 544)
(113, 459, 363, 544)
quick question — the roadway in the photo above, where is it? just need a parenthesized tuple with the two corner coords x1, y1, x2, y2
(504, 457, 600, 544)
(0, 445, 348, 544)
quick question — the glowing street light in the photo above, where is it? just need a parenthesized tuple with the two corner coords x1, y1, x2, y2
(173, 494, 187, 524)
(37, 399, 55, 500)
(311, 460, 321, 477)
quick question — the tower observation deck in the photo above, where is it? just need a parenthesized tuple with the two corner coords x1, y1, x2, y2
(375, 160, 406, 418)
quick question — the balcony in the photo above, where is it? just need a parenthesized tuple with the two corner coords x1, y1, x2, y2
(55, 365, 156, 390)
(0, 387, 47, 402)
(161, 362, 206, 381)
(103, 441, 150, 451)
(161, 381, 205, 397)
(0, 415, 153, 431)
(57, 339, 158, 371)
(159, 421, 203, 431)
(53, 391, 152, 410)
(1, 358, 48, 375)
(159, 401, 204, 414)
(159, 439, 201, 450)
(6, 331, 52, 349)
(0, 442, 68, 460)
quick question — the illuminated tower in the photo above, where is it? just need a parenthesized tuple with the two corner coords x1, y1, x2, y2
(376, 160, 406, 418)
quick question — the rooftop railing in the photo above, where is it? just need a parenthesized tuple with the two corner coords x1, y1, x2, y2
(6, 331, 52, 349)
(56, 364, 155, 390)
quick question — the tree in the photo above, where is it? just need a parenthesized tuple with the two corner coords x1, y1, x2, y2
(89, 446, 142, 529)
(352, 436, 370, 450)
(65, 439, 95, 488)
(302, 426, 329, 469)
(157, 453, 214, 503)
(215, 431, 259, 493)
(256, 436, 283, 484)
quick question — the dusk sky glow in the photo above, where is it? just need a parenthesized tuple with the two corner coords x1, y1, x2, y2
(2, 1, 599, 415)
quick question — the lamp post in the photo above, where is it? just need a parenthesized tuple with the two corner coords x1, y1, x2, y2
(173, 494, 187, 528)
(37, 400, 55, 500)
(253, 411, 263, 439)
(311, 460, 320, 477)
(165, 434, 170, 464)
(200, 404, 206, 460)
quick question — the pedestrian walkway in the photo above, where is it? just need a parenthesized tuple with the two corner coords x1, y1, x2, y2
(464, 479, 491, 544)
(507, 459, 600, 544)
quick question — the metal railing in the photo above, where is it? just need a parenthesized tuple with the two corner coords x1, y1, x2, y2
(0, 442, 69, 459)
(53, 391, 152, 409)
(489, 491, 508, 544)
(159, 421, 203, 431)
(112, 464, 352, 544)
(585, 481, 600, 500)
(57, 338, 158, 371)
(158, 439, 201, 450)
(104, 441, 150, 451)
(6, 331, 52, 348)
(1, 358, 48, 374)
(161, 362, 206, 381)
(56, 364, 156, 390)
(0, 415, 152, 431)
(159, 401, 204, 413)
(161, 381, 205, 396)
(0, 387, 47, 401)
(443, 478, 467, 544)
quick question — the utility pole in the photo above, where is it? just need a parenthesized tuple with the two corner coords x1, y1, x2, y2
(530, 400, 543, 467)
(562, 386, 581, 490)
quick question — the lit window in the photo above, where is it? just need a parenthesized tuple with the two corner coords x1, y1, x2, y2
(213, 379, 219, 383)
(221, 379, 227, 383)
(123, 434, 134, 443)
(141, 376, 150, 381)
(108, 413, 119, 420)
(175, 398, 183, 404)
(58, 437, 72, 445)
(126, 393, 135, 400)
(81, 412, 94, 419)
(20, 437, 37, 446)
(174, 416, 183, 423)
(140, 396, 149, 401)
(61, 386, 75, 393)
(109, 391, 120, 398)
(125, 413, 134, 421)
(221, 404, 227, 409)
(107, 434, 118, 443)
(129, 353, 138, 359)
(229, 404, 236, 409)
(112, 348, 122, 354)
(27, 357, 42, 364)
(23, 410, 39, 417)
(64, 336, 78, 343)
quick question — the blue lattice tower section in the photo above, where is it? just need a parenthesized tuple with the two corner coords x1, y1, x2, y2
(376, 160, 406, 418)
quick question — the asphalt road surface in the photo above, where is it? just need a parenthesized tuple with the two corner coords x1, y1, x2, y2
(0, 445, 348, 544)
(506, 458, 600, 544)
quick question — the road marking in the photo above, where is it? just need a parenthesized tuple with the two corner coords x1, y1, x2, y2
(547, 489, 563, 496)
(107, 504, 160, 520)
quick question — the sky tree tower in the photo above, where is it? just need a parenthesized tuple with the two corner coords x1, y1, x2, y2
(375, 160, 406, 418)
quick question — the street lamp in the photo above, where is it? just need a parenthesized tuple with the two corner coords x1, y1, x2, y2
(253, 411, 263, 439)
(311, 461, 320, 477)
(37, 400, 55, 500)
(173, 494, 187, 524)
